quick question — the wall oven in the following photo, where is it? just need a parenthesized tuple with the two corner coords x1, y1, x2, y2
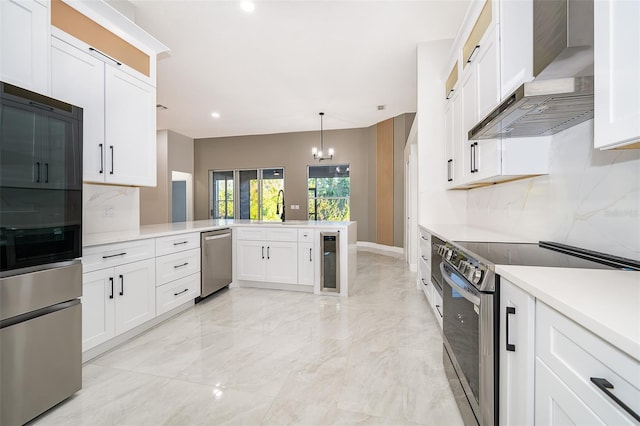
(0, 81, 83, 425)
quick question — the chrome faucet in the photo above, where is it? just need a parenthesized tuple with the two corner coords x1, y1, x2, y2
(276, 189, 285, 222)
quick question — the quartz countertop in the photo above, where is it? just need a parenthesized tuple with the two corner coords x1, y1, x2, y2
(419, 223, 536, 243)
(83, 219, 355, 247)
(496, 265, 640, 362)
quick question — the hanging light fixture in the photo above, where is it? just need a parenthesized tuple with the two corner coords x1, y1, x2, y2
(312, 112, 334, 161)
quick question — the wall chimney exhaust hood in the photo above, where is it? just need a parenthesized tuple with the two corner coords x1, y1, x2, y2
(469, 0, 594, 141)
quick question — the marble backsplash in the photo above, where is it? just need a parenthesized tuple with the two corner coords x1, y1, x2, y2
(467, 120, 640, 260)
(83, 183, 140, 236)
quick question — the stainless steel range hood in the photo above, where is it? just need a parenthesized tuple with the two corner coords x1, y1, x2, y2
(469, 0, 594, 141)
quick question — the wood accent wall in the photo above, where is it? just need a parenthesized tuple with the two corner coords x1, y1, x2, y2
(51, 0, 150, 76)
(376, 118, 394, 246)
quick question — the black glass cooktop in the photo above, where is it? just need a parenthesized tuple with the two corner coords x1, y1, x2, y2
(453, 241, 640, 271)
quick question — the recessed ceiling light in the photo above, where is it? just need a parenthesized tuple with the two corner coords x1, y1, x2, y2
(240, 1, 255, 12)
(211, 112, 221, 119)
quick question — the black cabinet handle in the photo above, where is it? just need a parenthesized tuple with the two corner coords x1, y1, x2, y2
(173, 262, 189, 269)
(447, 159, 453, 182)
(109, 277, 114, 299)
(506, 306, 516, 352)
(35, 162, 41, 183)
(89, 47, 122, 66)
(435, 304, 443, 318)
(309, 248, 312, 262)
(267, 246, 270, 260)
(421, 255, 428, 261)
(174, 288, 189, 296)
(421, 235, 428, 241)
(119, 274, 124, 296)
(109, 145, 114, 175)
(445, 88, 454, 100)
(261, 246, 265, 259)
(99, 143, 104, 174)
(102, 252, 127, 259)
(173, 241, 188, 246)
(45, 162, 49, 183)
(466, 45, 480, 63)
(421, 278, 429, 286)
(590, 377, 640, 422)
(472, 142, 479, 173)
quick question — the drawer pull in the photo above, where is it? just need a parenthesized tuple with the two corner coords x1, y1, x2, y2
(421, 235, 428, 241)
(435, 304, 443, 318)
(173, 241, 188, 246)
(174, 262, 189, 269)
(89, 47, 122, 66)
(174, 288, 189, 296)
(421, 255, 428, 261)
(590, 377, 640, 422)
(102, 252, 127, 259)
(421, 278, 428, 286)
(506, 306, 516, 352)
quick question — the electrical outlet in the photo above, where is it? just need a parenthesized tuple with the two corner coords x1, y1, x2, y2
(102, 206, 114, 217)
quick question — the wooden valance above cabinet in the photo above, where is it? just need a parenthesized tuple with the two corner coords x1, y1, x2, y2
(51, 0, 150, 77)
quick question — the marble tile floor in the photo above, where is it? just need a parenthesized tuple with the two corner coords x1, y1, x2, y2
(32, 250, 464, 426)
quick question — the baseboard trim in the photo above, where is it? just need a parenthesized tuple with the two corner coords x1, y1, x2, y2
(356, 241, 404, 258)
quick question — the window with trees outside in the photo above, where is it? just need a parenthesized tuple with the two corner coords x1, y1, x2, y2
(308, 165, 350, 221)
(209, 168, 284, 221)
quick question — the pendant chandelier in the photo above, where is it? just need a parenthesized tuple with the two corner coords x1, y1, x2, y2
(312, 112, 334, 161)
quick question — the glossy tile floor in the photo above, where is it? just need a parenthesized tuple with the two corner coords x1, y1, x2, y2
(34, 250, 463, 425)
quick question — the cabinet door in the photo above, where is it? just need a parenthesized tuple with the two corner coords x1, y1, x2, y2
(105, 67, 156, 186)
(114, 259, 156, 335)
(298, 242, 314, 286)
(460, 68, 477, 184)
(236, 240, 266, 281)
(499, 279, 535, 426)
(445, 91, 463, 187)
(51, 37, 106, 183)
(81, 268, 115, 351)
(499, 0, 533, 98)
(444, 100, 455, 185)
(0, 0, 48, 94)
(594, 0, 640, 149)
(536, 359, 605, 425)
(266, 241, 298, 284)
(471, 138, 501, 183)
(474, 25, 501, 120)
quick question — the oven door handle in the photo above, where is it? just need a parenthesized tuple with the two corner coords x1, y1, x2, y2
(440, 263, 481, 306)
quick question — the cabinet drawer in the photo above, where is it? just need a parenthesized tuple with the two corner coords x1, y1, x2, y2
(298, 228, 314, 242)
(156, 248, 201, 286)
(82, 239, 155, 273)
(419, 257, 431, 286)
(265, 228, 298, 242)
(235, 227, 266, 241)
(156, 273, 200, 316)
(536, 302, 640, 424)
(155, 232, 200, 256)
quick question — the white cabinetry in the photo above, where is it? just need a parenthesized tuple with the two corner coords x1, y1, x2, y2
(498, 0, 533, 99)
(418, 229, 443, 328)
(445, 91, 463, 188)
(236, 227, 298, 285)
(155, 233, 200, 315)
(499, 278, 535, 426)
(0, 0, 49, 94)
(81, 252, 155, 352)
(297, 229, 315, 286)
(50, 33, 156, 186)
(594, 0, 640, 149)
(535, 302, 640, 425)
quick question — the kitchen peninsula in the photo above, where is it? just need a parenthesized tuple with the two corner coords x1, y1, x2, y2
(81, 220, 357, 361)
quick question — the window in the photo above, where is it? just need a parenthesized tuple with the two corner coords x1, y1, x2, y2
(209, 168, 284, 221)
(308, 165, 350, 221)
(212, 170, 233, 219)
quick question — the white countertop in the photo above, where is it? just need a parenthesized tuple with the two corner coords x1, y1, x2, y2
(419, 223, 536, 243)
(497, 265, 640, 362)
(83, 219, 355, 247)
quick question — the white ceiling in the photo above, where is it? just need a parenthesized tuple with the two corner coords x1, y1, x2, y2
(128, 0, 470, 139)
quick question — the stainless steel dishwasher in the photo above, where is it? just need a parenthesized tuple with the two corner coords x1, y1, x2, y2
(200, 228, 232, 299)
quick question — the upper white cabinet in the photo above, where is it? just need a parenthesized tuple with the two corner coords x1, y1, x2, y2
(594, 0, 640, 150)
(498, 0, 533, 99)
(0, 0, 49, 94)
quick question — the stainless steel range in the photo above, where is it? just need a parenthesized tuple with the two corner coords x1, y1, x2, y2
(437, 240, 639, 426)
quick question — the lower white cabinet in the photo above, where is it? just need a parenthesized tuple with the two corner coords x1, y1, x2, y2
(156, 273, 200, 316)
(535, 302, 640, 425)
(236, 240, 298, 284)
(81, 258, 155, 351)
(499, 278, 535, 426)
(298, 242, 314, 286)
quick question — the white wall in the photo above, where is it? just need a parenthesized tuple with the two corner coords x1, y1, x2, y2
(467, 120, 640, 260)
(416, 40, 467, 226)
